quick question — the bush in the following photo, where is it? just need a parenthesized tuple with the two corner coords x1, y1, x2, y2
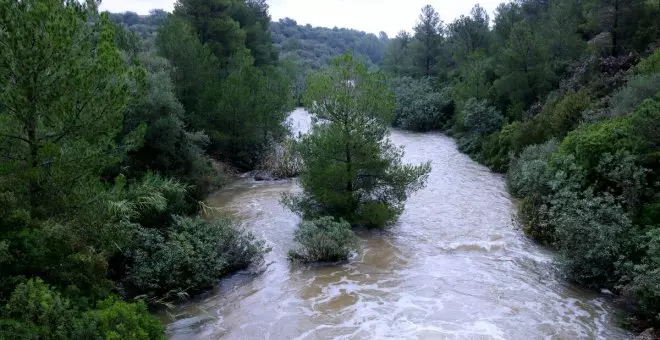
(546, 90, 591, 136)
(508, 140, 559, 198)
(636, 49, 660, 75)
(456, 98, 503, 158)
(507, 140, 559, 243)
(391, 77, 453, 131)
(0, 278, 76, 339)
(609, 73, 660, 117)
(552, 190, 633, 286)
(462, 98, 504, 136)
(258, 138, 303, 179)
(119, 216, 265, 300)
(288, 217, 358, 263)
(0, 279, 164, 340)
(623, 228, 660, 326)
(74, 298, 164, 340)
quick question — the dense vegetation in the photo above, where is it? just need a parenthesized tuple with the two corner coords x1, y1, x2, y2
(272, 18, 388, 70)
(283, 54, 430, 261)
(287, 217, 358, 263)
(382, 0, 660, 330)
(284, 54, 430, 229)
(0, 0, 291, 337)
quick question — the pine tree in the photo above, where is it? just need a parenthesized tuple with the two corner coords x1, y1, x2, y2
(0, 0, 130, 217)
(285, 54, 431, 228)
(411, 5, 444, 77)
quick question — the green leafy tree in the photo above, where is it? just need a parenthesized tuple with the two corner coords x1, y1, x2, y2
(174, 0, 277, 67)
(584, 0, 647, 55)
(156, 16, 218, 129)
(447, 5, 490, 64)
(410, 5, 444, 77)
(0, 0, 130, 218)
(382, 31, 414, 77)
(493, 21, 554, 119)
(284, 54, 431, 228)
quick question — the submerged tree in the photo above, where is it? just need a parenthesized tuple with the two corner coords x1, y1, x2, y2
(284, 54, 431, 228)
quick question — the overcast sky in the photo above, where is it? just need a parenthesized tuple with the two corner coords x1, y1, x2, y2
(99, 0, 502, 37)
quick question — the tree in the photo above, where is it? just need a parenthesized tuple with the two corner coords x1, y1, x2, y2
(447, 4, 490, 63)
(382, 31, 414, 76)
(584, 0, 647, 55)
(493, 21, 554, 119)
(284, 54, 431, 228)
(411, 5, 444, 77)
(156, 16, 218, 129)
(0, 0, 130, 218)
(173, 0, 278, 67)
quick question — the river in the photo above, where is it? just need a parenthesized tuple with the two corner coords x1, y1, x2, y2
(164, 108, 630, 339)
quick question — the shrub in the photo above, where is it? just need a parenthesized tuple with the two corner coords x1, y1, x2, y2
(636, 49, 660, 75)
(623, 227, 660, 326)
(258, 138, 303, 179)
(609, 73, 660, 116)
(288, 217, 358, 263)
(0, 279, 76, 339)
(391, 77, 453, 131)
(462, 98, 504, 136)
(0, 279, 163, 340)
(73, 298, 164, 340)
(547, 90, 591, 136)
(507, 140, 559, 243)
(120, 216, 265, 300)
(508, 140, 559, 198)
(552, 190, 633, 286)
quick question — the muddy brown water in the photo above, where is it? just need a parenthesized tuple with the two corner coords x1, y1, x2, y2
(163, 108, 630, 339)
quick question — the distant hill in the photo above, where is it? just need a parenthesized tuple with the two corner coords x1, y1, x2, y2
(108, 10, 167, 42)
(108, 11, 389, 69)
(271, 18, 389, 69)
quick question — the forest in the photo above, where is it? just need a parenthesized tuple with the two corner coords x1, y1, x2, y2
(0, 0, 292, 337)
(0, 0, 659, 337)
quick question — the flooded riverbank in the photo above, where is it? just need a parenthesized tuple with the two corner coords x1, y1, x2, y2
(164, 109, 630, 339)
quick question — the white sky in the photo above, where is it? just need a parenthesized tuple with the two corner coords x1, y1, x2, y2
(99, 0, 503, 37)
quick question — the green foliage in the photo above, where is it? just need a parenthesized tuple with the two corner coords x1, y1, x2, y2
(0, 278, 76, 339)
(462, 98, 504, 136)
(285, 54, 430, 228)
(552, 189, 634, 286)
(505, 98, 660, 326)
(174, 0, 278, 67)
(546, 90, 592, 136)
(451, 52, 494, 113)
(119, 215, 264, 300)
(121, 52, 223, 202)
(288, 217, 358, 263)
(507, 141, 559, 243)
(0, 0, 130, 218)
(272, 18, 387, 70)
(636, 49, 660, 75)
(382, 31, 414, 76)
(457, 98, 504, 157)
(0, 279, 163, 340)
(493, 21, 555, 118)
(446, 5, 490, 63)
(74, 298, 164, 340)
(410, 5, 445, 77)
(624, 228, 660, 325)
(157, 16, 293, 170)
(609, 73, 660, 116)
(391, 77, 453, 131)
